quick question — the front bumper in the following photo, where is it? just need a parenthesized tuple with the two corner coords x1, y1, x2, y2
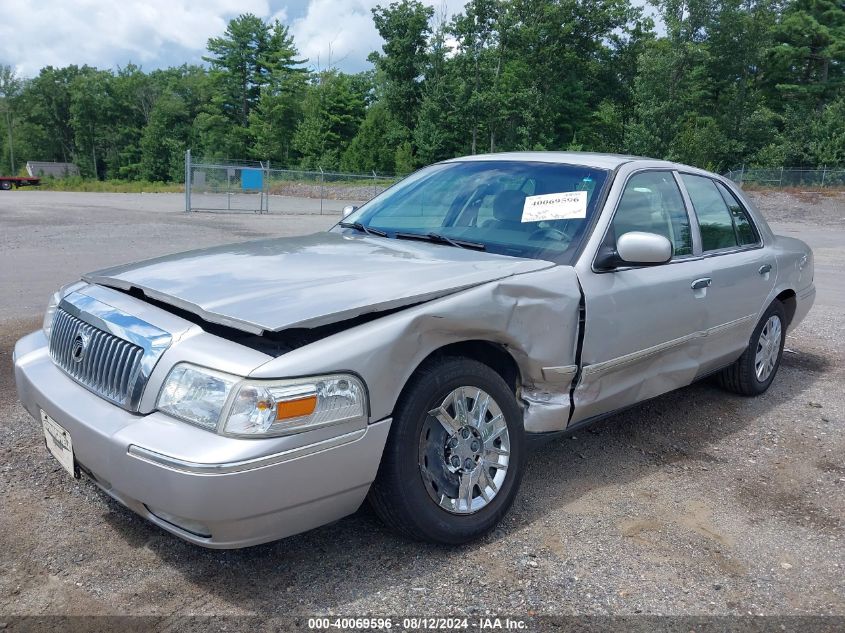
(14, 331, 391, 548)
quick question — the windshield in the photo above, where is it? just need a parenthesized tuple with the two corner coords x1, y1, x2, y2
(341, 160, 609, 263)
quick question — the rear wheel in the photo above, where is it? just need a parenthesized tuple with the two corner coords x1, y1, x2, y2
(369, 357, 525, 544)
(718, 301, 786, 396)
(0, 181, 12, 191)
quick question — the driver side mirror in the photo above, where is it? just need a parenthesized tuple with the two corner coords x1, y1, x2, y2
(342, 205, 358, 218)
(596, 231, 673, 269)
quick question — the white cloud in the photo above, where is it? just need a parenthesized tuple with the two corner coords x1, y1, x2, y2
(0, 0, 482, 77)
(0, 0, 273, 76)
(291, 0, 380, 72)
(291, 0, 464, 73)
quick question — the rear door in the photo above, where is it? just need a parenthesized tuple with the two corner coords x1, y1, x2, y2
(676, 174, 776, 374)
(571, 170, 715, 425)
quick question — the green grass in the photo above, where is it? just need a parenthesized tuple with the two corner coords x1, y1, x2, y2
(30, 177, 184, 193)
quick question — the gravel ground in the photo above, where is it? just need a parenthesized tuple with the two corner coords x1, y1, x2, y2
(746, 188, 845, 226)
(0, 190, 843, 621)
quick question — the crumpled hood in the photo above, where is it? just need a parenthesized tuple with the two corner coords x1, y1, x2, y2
(84, 232, 555, 334)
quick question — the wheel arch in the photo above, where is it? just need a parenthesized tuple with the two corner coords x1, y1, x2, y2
(392, 339, 522, 417)
(775, 289, 797, 328)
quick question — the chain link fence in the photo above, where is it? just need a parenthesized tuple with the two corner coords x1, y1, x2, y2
(725, 167, 845, 188)
(184, 151, 401, 214)
(184, 154, 845, 213)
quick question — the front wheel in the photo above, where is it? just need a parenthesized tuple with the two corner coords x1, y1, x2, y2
(0, 181, 12, 191)
(718, 300, 786, 396)
(369, 357, 525, 544)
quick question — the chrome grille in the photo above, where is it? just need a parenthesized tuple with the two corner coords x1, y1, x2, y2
(49, 308, 145, 409)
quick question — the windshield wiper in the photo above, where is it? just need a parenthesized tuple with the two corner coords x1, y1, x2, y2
(339, 221, 388, 237)
(394, 231, 487, 251)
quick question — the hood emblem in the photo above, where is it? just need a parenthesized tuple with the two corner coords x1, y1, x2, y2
(71, 332, 90, 363)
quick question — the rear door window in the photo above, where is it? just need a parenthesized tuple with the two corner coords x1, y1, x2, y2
(715, 181, 759, 246)
(681, 174, 739, 252)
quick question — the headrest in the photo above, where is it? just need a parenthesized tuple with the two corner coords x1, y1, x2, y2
(619, 190, 653, 220)
(493, 189, 527, 223)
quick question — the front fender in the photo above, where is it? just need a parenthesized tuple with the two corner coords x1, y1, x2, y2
(249, 266, 583, 433)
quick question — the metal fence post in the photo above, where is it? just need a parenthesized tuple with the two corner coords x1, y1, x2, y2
(821, 166, 827, 187)
(319, 167, 324, 216)
(265, 160, 270, 214)
(779, 166, 784, 186)
(372, 170, 377, 199)
(739, 164, 745, 186)
(184, 149, 191, 212)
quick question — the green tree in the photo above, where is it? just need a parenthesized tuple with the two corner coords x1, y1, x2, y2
(69, 68, 114, 178)
(449, 0, 500, 154)
(808, 97, 845, 166)
(764, 0, 845, 109)
(580, 100, 626, 153)
(140, 93, 188, 181)
(369, 0, 434, 136)
(0, 64, 23, 173)
(706, 1, 778, 144)
(626, 0, 714, 161)
(1, 0, 843, 184)
(341, 103, 400, 173)
(19, 65, 83, 164)
(293, 71, 366, 170)
(202, 14, 306, 158)
(413, 12, 463, 163)
(107, 64, 162, 179)
(139, 66, 209, 181)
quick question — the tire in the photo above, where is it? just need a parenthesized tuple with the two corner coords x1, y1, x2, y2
(369, 356, 525, 544)
(717, 300, 786, 396)
(0, 181, 12, 191)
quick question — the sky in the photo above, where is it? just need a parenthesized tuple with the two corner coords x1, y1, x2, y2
(0, 0, 659, 78)
(0, 0, 467, 77)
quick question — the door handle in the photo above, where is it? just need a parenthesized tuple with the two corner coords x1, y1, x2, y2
(759, 263, 772, 275)
(691, 278, 712, 290)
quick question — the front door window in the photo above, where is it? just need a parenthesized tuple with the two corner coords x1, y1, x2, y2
(611, 171, 693, 257)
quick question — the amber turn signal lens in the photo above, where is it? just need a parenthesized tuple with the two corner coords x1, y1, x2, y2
(275, 395, 317, 420)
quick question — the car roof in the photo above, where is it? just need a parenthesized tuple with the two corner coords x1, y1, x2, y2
(446, 151, 676, 171)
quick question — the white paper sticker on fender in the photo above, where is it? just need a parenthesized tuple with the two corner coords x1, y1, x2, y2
(521, 191, 588, 222)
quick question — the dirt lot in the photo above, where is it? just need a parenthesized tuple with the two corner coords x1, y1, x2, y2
(0, 190, 843, 621)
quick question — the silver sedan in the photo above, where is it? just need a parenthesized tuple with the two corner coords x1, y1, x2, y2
(14, 152, 815, 547)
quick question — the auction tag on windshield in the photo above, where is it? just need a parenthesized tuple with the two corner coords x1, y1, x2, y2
(521, 191, 588, 222)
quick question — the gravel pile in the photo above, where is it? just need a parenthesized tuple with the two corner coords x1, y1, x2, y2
(745, 190, 845, 226)
(268, 181, 393, 200)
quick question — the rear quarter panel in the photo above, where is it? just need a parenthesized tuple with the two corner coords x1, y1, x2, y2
(769, 234, 815, 332)
(708, 180, 814, 333)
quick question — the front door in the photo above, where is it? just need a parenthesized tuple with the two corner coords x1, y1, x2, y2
(571, 170, 713, 425)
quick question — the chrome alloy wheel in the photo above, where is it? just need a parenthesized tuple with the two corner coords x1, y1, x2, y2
(418, 386, 510, 514)
(755, 315, 783, 382)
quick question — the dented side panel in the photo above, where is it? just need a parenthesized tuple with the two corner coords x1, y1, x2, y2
(570, 260, 714, 425)
(250, 266, 584, 433)
(569, 160, 714, 426)
(566, 160, 813, 427)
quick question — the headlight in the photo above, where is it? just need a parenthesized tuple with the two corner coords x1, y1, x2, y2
(157, 364, 239, 430)
(156, 363, 367, 437)
(43, 291, 61, 339)
(43, 281, 85, 340)
(224, 374, 366, 437)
